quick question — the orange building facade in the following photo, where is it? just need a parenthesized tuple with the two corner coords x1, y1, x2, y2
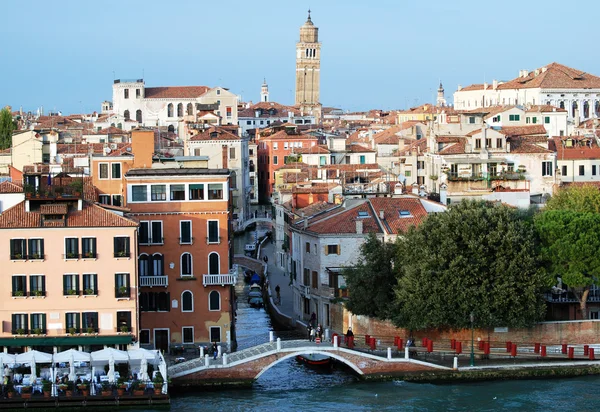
(124, 168, 234, 352)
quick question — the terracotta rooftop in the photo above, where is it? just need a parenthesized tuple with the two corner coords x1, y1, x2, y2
(0, 201, 138, 229)
(189, 126, 240, 141)
(346, 144, 375, 153)
(303, 202, 381, 235)
(40, 203, 68, 215)
(499, 125, 548, 137)
(144, 86, 210, 99)
(369, 197, 429, 235)
(295, 145, 330, 154)
(239, 101, 301, 118)
(552, 136, 600, 160)
(0, 181, 23, 193)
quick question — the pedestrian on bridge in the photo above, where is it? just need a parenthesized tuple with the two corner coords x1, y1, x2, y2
(212, 342, 218, 360)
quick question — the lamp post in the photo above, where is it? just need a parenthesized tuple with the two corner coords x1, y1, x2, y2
(470, 312, 475, 367)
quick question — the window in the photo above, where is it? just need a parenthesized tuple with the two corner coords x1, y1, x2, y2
(152, 254, 164, 276)
(532, 117, 537, 124)
(187, 103, 193, 115)
(182, 327, 194, 343)
(579, 165, 585, 176)
(11, 314, 28, 334)
(136, 110, 142, 123)
(181, 253, 192, 276)
(326, 245, 340, 255)
(115, 273, 130, 298)
(210, 326, 221, 342)
(417, 161, 424, 170)
(360, 155, 366, 164)
(83, 274, 97, 295)
(151, 185, 167, 201)
(99, 163, 109, 179)
(124, 89, 129, 99)
(116, 311, 131, 332)
(246, 120, 251, 125)
(8, 239, 25, 260)
(405, 170, 411, 177)
(136, 88, 140, 98)
(151, 221, 163, 244)
(208, 252, 219, 275)
(168, 184, 185, 201)
(112, 195, 123, 207)
(209, 291, 220, 311)
(417, 176, 425, 185)
(486, 138, 492, 148)
(207, 184, 223, 200)
(124, 110, 130, 120)
(311, 271, 318, 289)
(206, 220, 220, 244)
(562, 165, 568, 176)
(526, 117, 530, 124)
(63, 274, 79, 295)
(30, 275, 45, 297)
(593, 165, 597, 176)
(180, 221, 192, 244)
(544, 116, 550, 124)
(189, 184, 204, 200)
(496, 138, 503, 149)
(12, 275, 27, 297)
(509, 114, 520, 121)
(82, 312, 98, 333)
(284, 142, 289, 150)
(177, 103, 183, 117)
(139, 254, 150, 276)
(469, 117, 475, 124)
(30, 313, 46, 334)
(99, 194, 110, 204)
(139, 221, 149, 244)
(109, 163, 121, 180)
(273, 156, 278, 165)
(113, 236, 130, 258)
(474, 139, 481, 149)
(305, 242, 310, 253)
(273, 142, 278, 150)
(132, 185, 147, 202)
(65, 312, 81, 333)
(65, 238, 79, 259)
(140, 330, 150, 345)
(182, 291, 193, 312)
(542, 161, 553, 177)
(303, 268, 310, 286)
(28, 239, 44, 260)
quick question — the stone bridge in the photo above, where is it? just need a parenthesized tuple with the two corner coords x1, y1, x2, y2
(168, 339, 449, 388)
(240, 217, 272, 230)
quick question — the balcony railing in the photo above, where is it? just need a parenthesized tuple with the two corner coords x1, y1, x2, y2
(10, 254, 26, 260)
(63, 253, 80, 260)
(202, 274, 235, 287)
(299, 285, 311, 298)
(114, 252, 131, 258)
(11, 290, 27, 297)
(446, 171, 526, 182)
(140, 276, 169, 287)
(27, 254, 45, 260)
(63, 289, 80, 296)
(30, 290, 46, 297)
(544, 291, 600, 303)
(24, 185, 83, 200)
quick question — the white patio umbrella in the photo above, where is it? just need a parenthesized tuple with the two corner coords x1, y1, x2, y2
(158, 352, 167, 394)
(68, 355, 76, 382)
(0, 353, 15, 382)
(53, 349, 91, 364)
(107, 355, 115, 383)
(30, 353, 37, 382)
(90, 348, 128, 383)
(15, 350, 52, 383)
(90, 366, 96, 396)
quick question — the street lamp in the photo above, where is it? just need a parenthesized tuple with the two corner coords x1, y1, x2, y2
(470, 312, 475, 367)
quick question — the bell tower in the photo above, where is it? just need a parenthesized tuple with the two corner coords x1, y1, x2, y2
(261, 79, 269, 102)
(295, 10, 321, 122)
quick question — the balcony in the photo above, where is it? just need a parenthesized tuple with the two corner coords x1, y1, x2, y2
(24, 184, 83, 200)
(299, 285, 311, 299)
(140, 276, 169, 287)
(202, 274, 236, 287)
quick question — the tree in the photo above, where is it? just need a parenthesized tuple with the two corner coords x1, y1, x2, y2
(0, 107, 14, 150)
(343, 234, 398, 320)
(535, 210, 600, 319)
(392, 200, 547, 331)
(545, 185, 600, 214)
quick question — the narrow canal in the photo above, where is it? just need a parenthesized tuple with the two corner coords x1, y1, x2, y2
(159, 224, 600, 411)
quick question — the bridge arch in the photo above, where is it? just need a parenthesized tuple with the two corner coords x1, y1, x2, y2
(241, 217, 272, 230)
(254, 350, 363, 380)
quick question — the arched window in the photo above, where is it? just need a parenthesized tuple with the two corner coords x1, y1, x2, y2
(139, 254, 149, 277)
(181, 253, 192, 277)
(181, 290, 193, 312)
(559, 101, 565, 109)
(167, 103, 173, 117)
(187, 103, 193, 115)
(595, 101, 600, 117)
(136, 109, 142, 123)
(572, 101, 578, 118)
(208, 252, 219, 275)
(168, 124, 175, 132)
(117, 123, 122, 129)
(209, 290, 220, 311)
(584, 101, 590, 119)
(177, 103, 183, 117)
(124, 110, 130, 120)
(152, 254, 164, 276)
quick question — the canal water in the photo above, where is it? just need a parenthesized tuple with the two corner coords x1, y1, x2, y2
(161, 224, 600, 411)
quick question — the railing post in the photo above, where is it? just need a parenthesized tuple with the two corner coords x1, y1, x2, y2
(453, 357, 458, 370)
(200, 346, 204, 358)
(333, 335, 338, 348)
(277, 338, 281, 351)
(325, 328, 330, 341)
(387, 347, 392, 360)
(204, 354, 209, 367)
(269, 331, 274, 343)
(405, 346, 409, 360)
(217, 345, 222, 358)
(223, 353, 228, 366)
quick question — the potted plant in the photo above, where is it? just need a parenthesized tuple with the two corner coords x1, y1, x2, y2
(119, 286, 127, 295)
(42, 380, 52, 398)
(84, 252, 94, 258)
(31, 253, 41, 259)
(16, 328, 25, 335)
(101, 382, 112, 396)
(68, 289, 77, 295)
(68, 327, 77, 335)
(120, 325, 129, 333)
(13, 290, 24, 297)
(85, 288, 95, 295)
(132, 381, 145, 396)
(66, 252, 77, 259)
(86, 326, 95, 334)
(32, 327, 43, 335)
(13, 253, 23, 259)
(117, 251, 127, 257)
(21, 385, 32, 399)
(152, 372, 164, 395)
(33, 290, 43, 297)
(65, 381, 74, 397)
(78, 380, 90, 396)
(117, 377, 127, 396)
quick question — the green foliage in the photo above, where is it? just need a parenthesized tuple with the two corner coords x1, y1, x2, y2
(343, 234, 399, 320)
(0, 107, 14, 150)
(535, 210, 600, 317)
(392, 200, 546, 330)
(545, 185, 600, 213)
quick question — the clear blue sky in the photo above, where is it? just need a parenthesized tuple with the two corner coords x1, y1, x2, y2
(2, 0, 599, 115)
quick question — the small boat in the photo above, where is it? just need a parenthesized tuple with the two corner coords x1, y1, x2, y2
(296, 353, 332, 367)
(244, 244, 257, 252)
(250, 274, 262, 285)
(248, 297, 264, 308)
(249, 283, 261, 292)
(248, 290, 262, 302)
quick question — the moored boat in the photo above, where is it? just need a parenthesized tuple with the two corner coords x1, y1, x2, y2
(296, 353, 332, 367)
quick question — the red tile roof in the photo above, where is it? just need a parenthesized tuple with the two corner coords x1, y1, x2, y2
(0, 201, 137, 228)
(526, 105, 567, 113)
(40, 203, 68, 215)
(295, 145, 330, 154)
(144, 86, 210, 99)
(500, 125, 547, 137)
(369, 197, 429, 235)
(552, 136, 600, 160)
(239, 101, 301, 117)
(346, 144, 375, 153)
(0, 181, 23, 193)
(304, 202, 381, 235)
(189, 126, 240, 141)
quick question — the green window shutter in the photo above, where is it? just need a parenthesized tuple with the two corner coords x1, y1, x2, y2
(93, 274, 98, 294)
(76, 313, 81, 332)
(167, 292, 171, 312)
(126, 273, 130, 288)
(9, 240, 14, 258)
(42, 276, 46, 293)
(40, 239, 45, 257)
(75, 276, 80, 293)
(113, 237, 118, 255)
(63, 275, 68, 295)
(125, 237, 130, 254)
(24, 315, 29, 332)
(12, 276, 17, 292)
(42, 314, 47, 333)
(11, 314, 16, 333)
(29, 276, 34, 293)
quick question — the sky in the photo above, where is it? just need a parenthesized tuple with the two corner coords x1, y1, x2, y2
(2, 0, 600, 115)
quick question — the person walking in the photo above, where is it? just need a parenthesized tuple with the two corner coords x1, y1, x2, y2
(307, 325, 313, 342)
(212, 342, 218, 360)
(310, 326, 316, 342)
(316, 324, 323, 341)
(275, 285, 281, 304)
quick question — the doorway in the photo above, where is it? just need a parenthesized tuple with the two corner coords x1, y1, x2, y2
(154, 329, 169, 352)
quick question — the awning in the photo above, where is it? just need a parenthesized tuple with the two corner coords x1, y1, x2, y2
(0, 335, 132, 347)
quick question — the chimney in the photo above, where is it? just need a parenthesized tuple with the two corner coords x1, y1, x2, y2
(457, 84, 462, 91)
(492, 79, 498, 90)
(303, 219, 308, 229)
(379, 210, 385, 220)
(355, 220, 363, 234)
(412, 183, 419, 195)
(483, 82, 488, 90)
